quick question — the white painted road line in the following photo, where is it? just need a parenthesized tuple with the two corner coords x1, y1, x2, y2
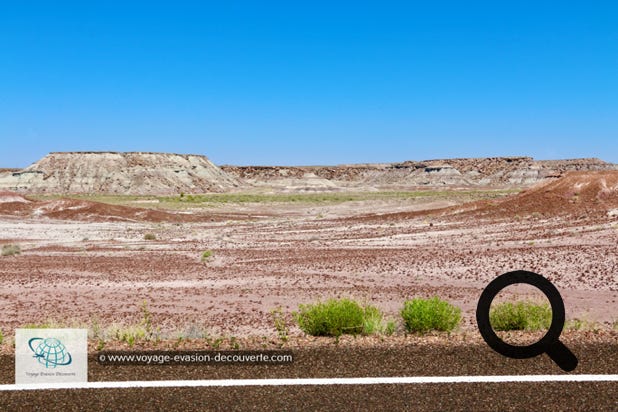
(1, 375, 617, 391)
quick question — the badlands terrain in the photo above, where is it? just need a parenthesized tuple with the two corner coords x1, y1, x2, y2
(0, 152, 617, 346)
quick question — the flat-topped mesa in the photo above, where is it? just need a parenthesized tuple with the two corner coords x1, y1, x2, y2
(0, 152, 241, 195)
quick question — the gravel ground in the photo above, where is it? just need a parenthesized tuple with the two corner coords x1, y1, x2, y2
(0, 338, 616, 411)
(1, 382, 616, 412)
(0, 202, 616, 337)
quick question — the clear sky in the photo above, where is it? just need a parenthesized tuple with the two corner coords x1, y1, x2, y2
(1, 2, 616, 167)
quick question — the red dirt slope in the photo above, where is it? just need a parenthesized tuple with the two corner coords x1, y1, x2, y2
(0, 195, 207, 223)
(0, 191, 34, 215)
(344, 171, 618, 223)
(473, 171, 618, 219)
(38, 199, 202, 222)
(0, 191, 32, 203)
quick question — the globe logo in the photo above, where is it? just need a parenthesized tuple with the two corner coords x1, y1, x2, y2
(28, 337, 73, 368)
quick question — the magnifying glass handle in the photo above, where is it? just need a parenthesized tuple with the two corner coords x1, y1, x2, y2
(546, 340, 578, 372)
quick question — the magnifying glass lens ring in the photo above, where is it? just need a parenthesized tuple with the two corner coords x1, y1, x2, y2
(476, 270, 567, 358)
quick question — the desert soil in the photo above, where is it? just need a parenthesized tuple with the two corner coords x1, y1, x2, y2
(1, 172, 617, 410)
(0, 177, 617, 341)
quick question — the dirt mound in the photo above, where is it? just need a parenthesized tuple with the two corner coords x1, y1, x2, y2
(343, 171, 618, 223)
(0, 196, 211, 222)
(0, 191, 34, 215)
(37, 199, 201, 222)
(485, 171, 618, 218)
(0, 152, 241, 195)
(0, 191, 31, 203)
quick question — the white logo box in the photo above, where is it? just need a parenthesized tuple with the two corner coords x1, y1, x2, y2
(15, 329, 88, 384)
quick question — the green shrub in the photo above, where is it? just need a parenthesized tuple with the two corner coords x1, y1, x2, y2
(489, 301, 552, 331)
(295, 298, 385, 337)
(109, 324, 147, 347)
(271, 307, 289, 343)
(401, 297, 461, 333)
(1, 244, 21, 256)
(207, 337, 224, 349)
(565, 318, 600, 331)
(362, 304, 392, 334)
(144, 233, 156, 241)
(384, 320, 397, 336)
(201, 250, 213, 262)
(0, 329, 3, 345)
(565, 318, 584, 331)
(106, 300, 159, 346)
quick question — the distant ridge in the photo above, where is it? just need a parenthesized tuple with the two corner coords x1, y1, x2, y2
(221, 157, 617, 190)
(0, 153, 615, 194)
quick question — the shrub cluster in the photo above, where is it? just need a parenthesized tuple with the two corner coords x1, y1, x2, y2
(401, 297, 461, 333)
(489, 301, 552, 331)
(294, 296, 461, 337)
(294, 298, 388, 337)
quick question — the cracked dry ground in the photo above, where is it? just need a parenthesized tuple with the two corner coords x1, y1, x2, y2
(0, 199, 616, 339)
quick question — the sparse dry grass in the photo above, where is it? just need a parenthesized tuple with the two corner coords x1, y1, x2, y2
(1, 244, 21, 256)
(31, 189, 518, 209)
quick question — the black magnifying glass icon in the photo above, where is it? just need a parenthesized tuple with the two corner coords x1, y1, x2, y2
(476, 270, 578, 372)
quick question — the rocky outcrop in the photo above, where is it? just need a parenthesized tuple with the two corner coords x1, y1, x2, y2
(0, 152, 241, 195)
(222, 157, 617, 190)
(1, 153, 615, 194)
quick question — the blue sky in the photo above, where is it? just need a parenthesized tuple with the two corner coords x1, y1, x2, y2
(1, 2, 616, 167)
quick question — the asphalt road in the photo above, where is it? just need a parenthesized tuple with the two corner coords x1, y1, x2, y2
(0, 341, 616, 411)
